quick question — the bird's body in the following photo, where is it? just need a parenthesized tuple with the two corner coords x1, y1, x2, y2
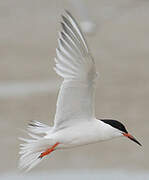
(19, 10, 141, 171)
(45, 119, 119, 149)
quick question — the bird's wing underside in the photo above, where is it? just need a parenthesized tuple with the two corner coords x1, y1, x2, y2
(53, 10, 98, 130)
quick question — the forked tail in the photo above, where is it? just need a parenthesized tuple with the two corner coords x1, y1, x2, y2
(18, 121, 54, 171)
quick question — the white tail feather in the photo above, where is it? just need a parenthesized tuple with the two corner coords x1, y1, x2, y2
(18, 121, 54, 171)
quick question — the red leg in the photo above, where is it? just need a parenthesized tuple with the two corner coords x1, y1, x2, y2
(39, 142, 59, 159)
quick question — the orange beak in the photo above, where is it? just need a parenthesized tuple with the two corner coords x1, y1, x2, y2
(122, 133, 142, 146)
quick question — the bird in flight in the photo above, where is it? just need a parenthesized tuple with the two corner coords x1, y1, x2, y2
(19, 10, 141, 171)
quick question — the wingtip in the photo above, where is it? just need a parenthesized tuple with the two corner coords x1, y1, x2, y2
(64, 9, 70, 15)
(61, 10, 74, 24)
(61, 14, 66, 21)
(61, 14, 68, 24)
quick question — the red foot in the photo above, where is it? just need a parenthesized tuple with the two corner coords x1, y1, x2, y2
(39, 142, 59, 159)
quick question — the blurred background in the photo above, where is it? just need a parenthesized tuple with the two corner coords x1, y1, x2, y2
(0, 0, 149, 179)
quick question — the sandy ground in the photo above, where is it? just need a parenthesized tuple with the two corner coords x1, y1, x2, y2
(0, 0, 149, 174)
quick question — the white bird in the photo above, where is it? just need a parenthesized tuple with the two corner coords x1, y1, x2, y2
(19, 10, 141, 171)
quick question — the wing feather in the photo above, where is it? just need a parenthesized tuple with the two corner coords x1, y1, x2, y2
(56, 48, 79, 68)
(53, 11, 98, 129)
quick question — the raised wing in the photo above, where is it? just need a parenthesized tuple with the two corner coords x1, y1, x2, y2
(53, 11, 98, 129)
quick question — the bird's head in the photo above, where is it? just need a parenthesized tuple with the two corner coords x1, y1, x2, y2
(101, 119, 142, 146)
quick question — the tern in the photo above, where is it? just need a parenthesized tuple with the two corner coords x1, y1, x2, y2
(19, 10, 141, 171)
